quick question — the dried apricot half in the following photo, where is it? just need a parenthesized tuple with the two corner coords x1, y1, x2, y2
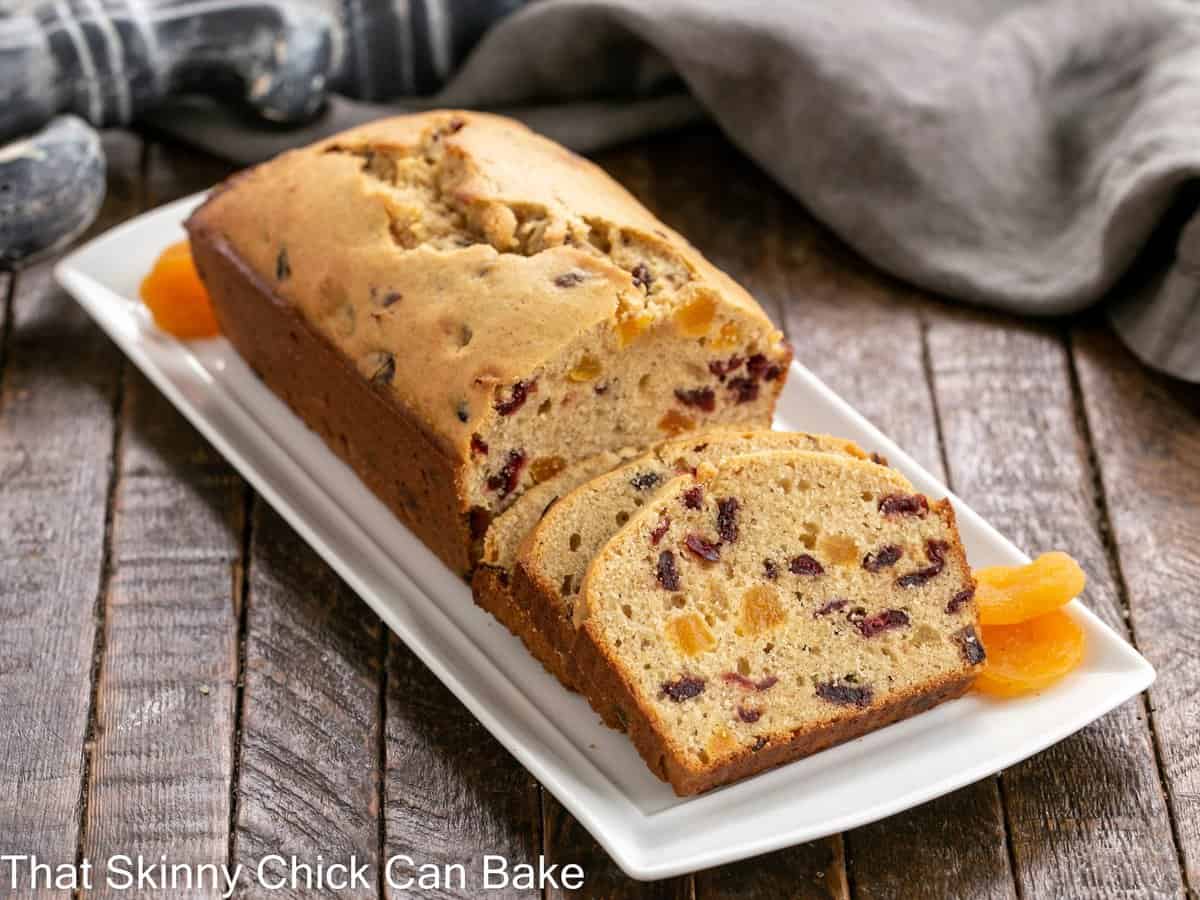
(975, 610, 1085, 697)
(975, 551, 1085, 626)
(139, 240, 219, 339)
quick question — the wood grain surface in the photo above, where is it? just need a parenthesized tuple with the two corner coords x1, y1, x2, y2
(0, 126, 1194, 900)
(233, 501, 384, 899)
(79, 139, 245, 900)
(82, 370, 244, 900)
(0, 133, 139, 898)
(1071, 323, 1200, 891)
(383, 635, 542, 900)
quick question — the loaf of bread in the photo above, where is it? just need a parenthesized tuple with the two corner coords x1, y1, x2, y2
(508, 430, 873, 693)
(576, 450, 983, 795)
(186, 111, 792, 574)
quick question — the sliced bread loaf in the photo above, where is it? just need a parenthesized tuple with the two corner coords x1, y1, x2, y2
(473, 447, 636, 683)
(511, 430, 873, 694)
(576, 450, 982, 795)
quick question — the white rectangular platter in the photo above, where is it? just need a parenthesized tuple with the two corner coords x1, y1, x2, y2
(57, 193, 1155, 881)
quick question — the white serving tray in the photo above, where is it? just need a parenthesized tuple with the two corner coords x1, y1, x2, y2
(57, 194, 1155, 881)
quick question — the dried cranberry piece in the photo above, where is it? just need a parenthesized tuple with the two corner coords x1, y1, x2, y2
(682, 486, 704, 509)
(870, 452, 889, 466)
(593, 382, 609, 395)
(815, 680, 874, 708)
(878, 493, 929, 517)
(674, 387, 716, 411)
(814, 597, 848, 617)
(445, 117, 466, 134)
(707, 355, 744, 382)
(684, 533, 721, 562)
(630, 471, 662, 491)
(954, 626, 986, 665)
(721, 673, 778, 692)
(863, 544, 903, 572)
(716, 497, 739, 543)
(763, 365, 783, 382)
(789, 554, 825, 576)
(661, 674, 705, 702)
(485, 449, 527, 498)
(854, 608, 911, 638)
(494, 379, 537, 416)
(746, 354, 769, 378)
(737, 705, 762, 724)
(692, 443, 709, 452)
(470, 433, 489, 456)
(727, 376, 759, 404)
(763, 558, 780, 580)
(650, 515, 671, 546)
(722, 672, 755, 690)
(554, 271, 585, 288)
(656, 550, 681, 590)
(896, 540, 949, 588)
(946, 585, 975, 614)
(631, 262, 653, 290)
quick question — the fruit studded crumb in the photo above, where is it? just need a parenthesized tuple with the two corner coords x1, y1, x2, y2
(580, 449, 982, 773)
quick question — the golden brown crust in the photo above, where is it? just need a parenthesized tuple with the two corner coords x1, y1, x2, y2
(511, 560, 585, 695)
(471, 566, 577, 689)
(188, 225, 474, 574)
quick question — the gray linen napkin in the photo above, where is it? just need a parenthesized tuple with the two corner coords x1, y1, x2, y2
(152, 0, 1200, 382)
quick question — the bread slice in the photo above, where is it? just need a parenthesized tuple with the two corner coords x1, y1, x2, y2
(473, 447, 637, 684)
(510, 430, 874, 694)
(187, 111, 791, 574)
(576, 450, 982, 795)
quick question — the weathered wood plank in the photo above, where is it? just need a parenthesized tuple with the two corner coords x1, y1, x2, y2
(383, 635, 543, 899)
(926, 309, 1185, 897)
(82, 373, 244, 896)
(1072, 322, 1200, 891)
(233, 502, 384, 899)
(693, 839, 848, 900)
(79, 139, 245, 899)
(0, 132, 140, 895)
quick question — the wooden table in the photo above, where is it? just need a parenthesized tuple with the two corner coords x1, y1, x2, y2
(1, 126, 1197, 900)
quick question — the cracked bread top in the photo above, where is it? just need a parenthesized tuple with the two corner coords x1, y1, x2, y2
(188, 111, 790, 523)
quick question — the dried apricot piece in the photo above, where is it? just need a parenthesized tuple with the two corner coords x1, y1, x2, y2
(658, 409, 695, 435)
(666, 612, 717, 657)
(674, 293, 715, 337)
(737, 585, 786, 637)
(567, 355, 603, 382)
(975, 610, 1085, 697)
(139, 241, 220, 339)
(976, 551, 1086, 626)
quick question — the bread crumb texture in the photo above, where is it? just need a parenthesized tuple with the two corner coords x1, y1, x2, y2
(580, 450, 981, 782)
